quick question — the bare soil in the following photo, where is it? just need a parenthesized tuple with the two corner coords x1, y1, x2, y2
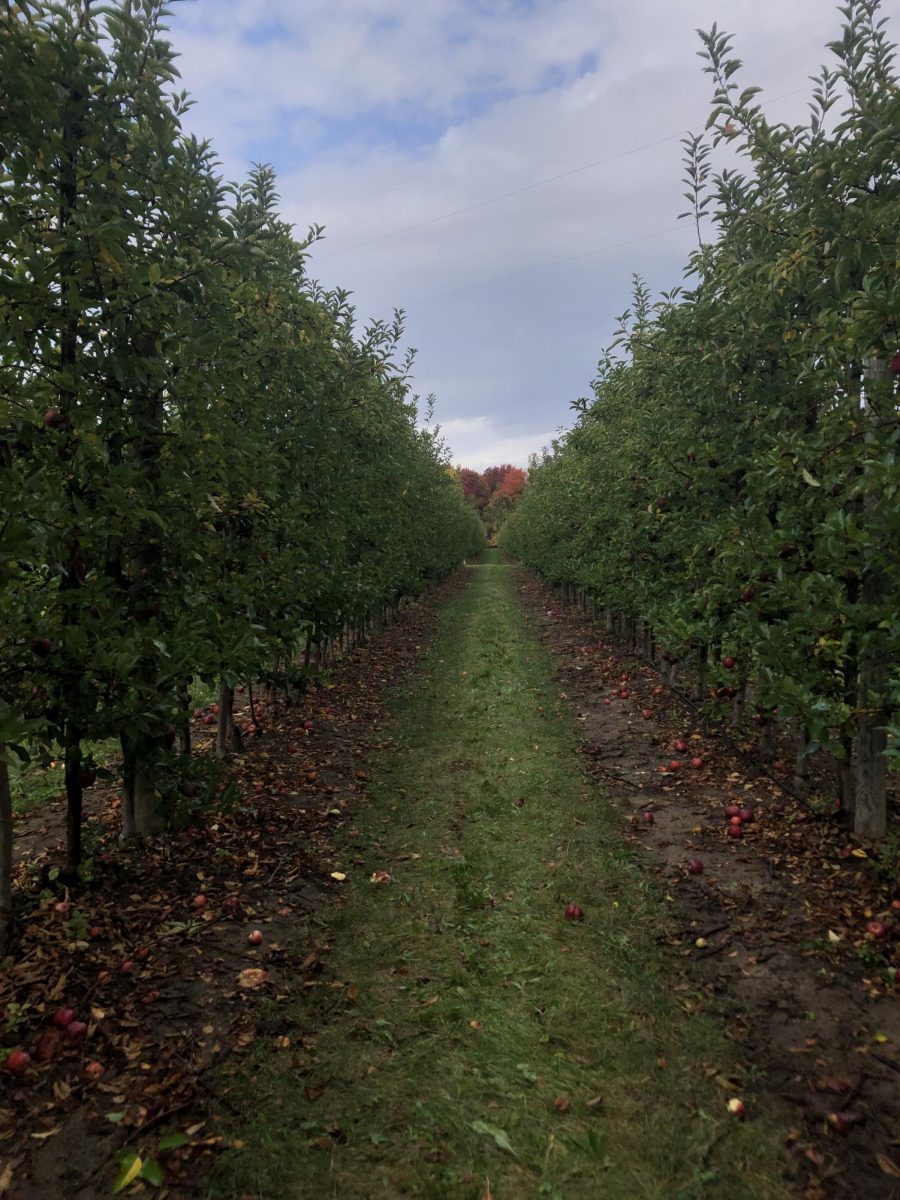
(513, 566, 900, 1200)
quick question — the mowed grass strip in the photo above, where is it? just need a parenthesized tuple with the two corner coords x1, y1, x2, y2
(208, 551, 791, 1200)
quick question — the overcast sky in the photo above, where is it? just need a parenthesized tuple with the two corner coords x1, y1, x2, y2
(166, 0, 899, 470)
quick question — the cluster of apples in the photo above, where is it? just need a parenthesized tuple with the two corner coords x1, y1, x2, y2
(3, 1006, 102, 1082)
(660, 738, 704, 773)
(723, 801, 754, 840)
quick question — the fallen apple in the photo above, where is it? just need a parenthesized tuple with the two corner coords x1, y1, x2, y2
(248, 930, 263, 945)
(51, 1007, 76, 1029)
(65, 1021, 87, 1042)
(866, 921, 888, 940)
(727, 1098, 745, 1118)
(4, 1050, 30, 1075)
(738, 808, 754, 823)
(641, 709, 653, 720)
(690, 757, 703, 770)
(642, 811, 655, 825)
(193, 894, 207, 909)
(724, 805, 741, 819)
(83, 1061, 104, 1082)
(564, 903, 584, 921)
(120, 959, 135, 974)
(668, 760, 681, 771)
(722, 656, 736, 670)
(674, 739, 688, 754)
(686, 859, 704, 875)
(727, 825, 743, 839)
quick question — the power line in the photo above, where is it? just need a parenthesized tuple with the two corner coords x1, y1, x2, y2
(320, 86, 809, 262)
(414, 225, 682, 305)
(320, 132, 679, 260)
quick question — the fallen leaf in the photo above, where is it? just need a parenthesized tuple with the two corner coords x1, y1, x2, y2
(236, 968, 269, 990)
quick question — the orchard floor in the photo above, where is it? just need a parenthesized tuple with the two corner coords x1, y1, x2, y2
(207, 552, 793, 1200)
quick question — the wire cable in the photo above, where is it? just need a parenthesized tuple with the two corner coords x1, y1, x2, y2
(320, 86, 809, 262)
(414, 225, 682, 305)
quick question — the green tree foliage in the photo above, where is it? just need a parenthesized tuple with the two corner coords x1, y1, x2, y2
(0, 0, 484, 927)
(503, 0, 899, 839)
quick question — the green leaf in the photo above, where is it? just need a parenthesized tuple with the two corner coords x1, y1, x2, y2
(112, 1152, 142, 1194)
(140, 1157, 164, 1187)
(157, 1132, 189, 1151)
(471, 1119, 518, 1158)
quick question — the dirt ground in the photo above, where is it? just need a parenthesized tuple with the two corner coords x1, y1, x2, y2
(513, 566, 900, 1200)
(0, 573, 468, 1199)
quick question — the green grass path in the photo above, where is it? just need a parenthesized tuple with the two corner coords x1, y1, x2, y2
(210, 552, 789, 1199)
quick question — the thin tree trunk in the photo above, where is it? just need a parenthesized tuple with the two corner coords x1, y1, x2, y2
(0, 759, 13, 954)
(215, 678, 235, 759)
(64, 721, 83, 876)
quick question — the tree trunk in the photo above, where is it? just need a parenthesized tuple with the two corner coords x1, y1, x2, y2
(132, 751, 162, 837)
(853, 355, 888, 839)
(0, 759, 13, 954)
(215, 678, 236, 759)
(64, 721, 83, 876)
(693, 644, 707, 701)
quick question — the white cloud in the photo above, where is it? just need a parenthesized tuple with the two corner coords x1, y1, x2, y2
(167, 0, 900, 469)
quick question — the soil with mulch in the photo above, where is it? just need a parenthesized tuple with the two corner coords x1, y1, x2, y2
(513, 566, 900, 1200)
(0, 570, 470, 1199)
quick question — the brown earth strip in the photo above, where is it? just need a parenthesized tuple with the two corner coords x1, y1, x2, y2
(513, 565, 900, 1200)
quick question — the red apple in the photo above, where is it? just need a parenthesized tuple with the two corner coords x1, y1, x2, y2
(120, 959, 135, 975)
(83, 1061, 104, 1082)
(642, 812, 655, 825)
(739, 808, 754, 823)
(4, 1050, 30, 1075)
(303, 719, 314, 731)
(722, 656, 736, 670)
(65, 1020, 87, 1042)
(729, 815, 743, 827)
(772, 802, 786, 814)
(727, 1098, 746, 1118)
(686, 859, 704, 875)
(668, 760, 681, 772)
(641, 709, 653, 720)
(653, 686, 664, 696)
(619, 673, 629, 682)
(889, 350, 900, 375)
(690, 757, 703, 770)
(248, 930, 263, 945)
(31, 636, 53, 657)
(564, 903, 584, 921)
(204, 714, 216, 726)
(866, 921, 888, 940)
(193, 893, 207, 909)
(52, 1007, 76, 1029)
(135, 946, 150, 961)
(724, 805, 741, 819)
(674, 739, 688, 754)
(212, 704, 220, 715)
(193, 708, 202, 719)
(727, 824, 743, 839)
(43, 407, 64, 428)
(618, 688, 630, 700)
(741, 587, 755, 603)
